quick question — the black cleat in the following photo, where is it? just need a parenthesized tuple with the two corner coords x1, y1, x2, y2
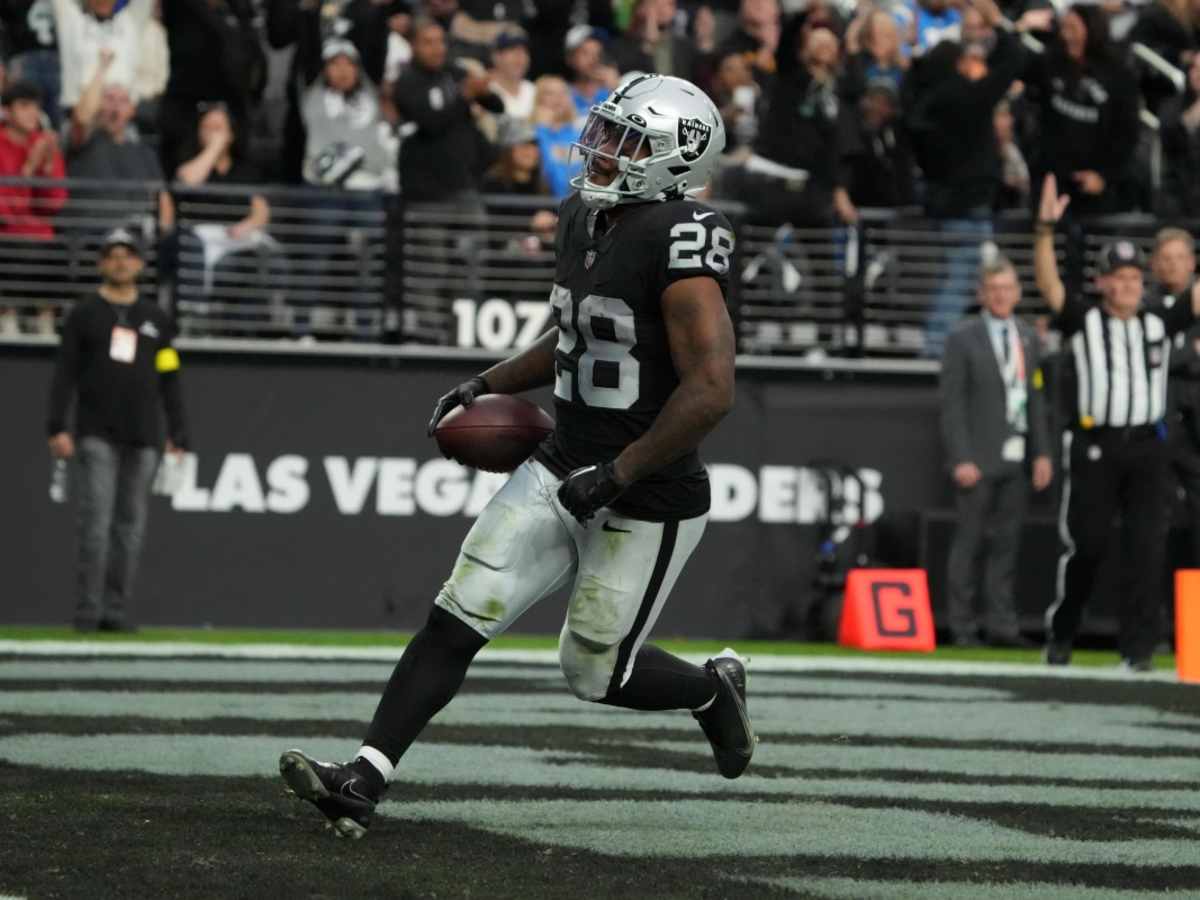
(693, 648, 756, 779)
(279, 749, 378, 839)
(1044, 640, 1072, 666)
(1120, 656, 1154, 673)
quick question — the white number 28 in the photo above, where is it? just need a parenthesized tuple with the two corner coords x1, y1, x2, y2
(668, 222, 734, 275)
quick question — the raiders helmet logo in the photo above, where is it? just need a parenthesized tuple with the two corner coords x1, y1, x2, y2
(584, 249, 597, 270)
(677, 117, 712, 163)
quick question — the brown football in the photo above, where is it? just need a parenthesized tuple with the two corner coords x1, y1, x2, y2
(434, 394, 555, 473)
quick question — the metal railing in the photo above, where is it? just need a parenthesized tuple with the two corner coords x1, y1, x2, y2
(0, 176, 1182, 360)
(0, 177, 160, 335)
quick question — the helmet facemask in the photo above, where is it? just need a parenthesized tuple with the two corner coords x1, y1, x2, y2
(570, 110, 665, 210)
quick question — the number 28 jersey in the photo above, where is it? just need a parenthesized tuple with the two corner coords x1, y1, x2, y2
(532, 193, 735, 521)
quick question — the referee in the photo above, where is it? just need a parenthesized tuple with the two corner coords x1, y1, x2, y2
(1034, 175, 1200, 671)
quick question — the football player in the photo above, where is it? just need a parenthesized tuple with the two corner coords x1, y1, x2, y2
(280, 74, 753, 838)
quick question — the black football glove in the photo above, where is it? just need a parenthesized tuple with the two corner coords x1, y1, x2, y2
(557, 462, 627, 525)
(428, 376, 489, 436)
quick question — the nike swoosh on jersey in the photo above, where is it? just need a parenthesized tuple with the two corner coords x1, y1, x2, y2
(601, 521, 633, 533)
(692, 211, 715, 221)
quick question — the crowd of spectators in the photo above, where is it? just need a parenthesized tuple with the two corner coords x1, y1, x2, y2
(1, 0, 1200, 337)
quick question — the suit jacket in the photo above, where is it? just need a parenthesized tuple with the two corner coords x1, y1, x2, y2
(940, 315, 1051, 478)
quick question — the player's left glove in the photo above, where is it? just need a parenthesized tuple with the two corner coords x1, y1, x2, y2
(557, 462, 627, 525)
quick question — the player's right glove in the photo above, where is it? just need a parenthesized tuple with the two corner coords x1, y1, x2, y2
(558, 461, 627, 525)
(427, 376, 489, 435)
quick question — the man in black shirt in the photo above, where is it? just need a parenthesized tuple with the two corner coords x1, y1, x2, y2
(47, 228, 188, 632)
(158, 0, 263, 177)
(392, 19, 503, 206)
(908, 0, 1028, 356)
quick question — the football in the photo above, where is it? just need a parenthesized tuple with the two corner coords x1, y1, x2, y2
(434, 394, 555, 473)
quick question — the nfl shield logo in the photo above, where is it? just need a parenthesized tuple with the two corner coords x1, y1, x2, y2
(584, 249, 597, 269)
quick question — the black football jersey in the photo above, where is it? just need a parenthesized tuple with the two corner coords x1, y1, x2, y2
(533, 193, 734, 521)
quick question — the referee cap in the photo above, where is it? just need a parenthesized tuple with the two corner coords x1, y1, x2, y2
(1097, 240, 1145, 275)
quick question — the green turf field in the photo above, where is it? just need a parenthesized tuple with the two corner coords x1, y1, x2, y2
(0, 632, 1196, 899)
(0, 625, 1178, 668)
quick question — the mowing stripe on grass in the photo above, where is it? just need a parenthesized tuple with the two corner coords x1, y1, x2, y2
(0, 690, 1192, 750)
(0, 660, 560, 684)
(379, 798, 1197, 865)
(2, 733, 1197, 813)
(752, 877, 1200, 899)
(0, 640, 1184, 681)
(632, 740, 1200, 784)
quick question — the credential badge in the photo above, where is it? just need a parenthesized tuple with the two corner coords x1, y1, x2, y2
(677, 117, 712, 163)
(584, 249, 597, 270)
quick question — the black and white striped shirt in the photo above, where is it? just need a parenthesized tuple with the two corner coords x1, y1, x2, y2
(1057, 295, 1194, 428)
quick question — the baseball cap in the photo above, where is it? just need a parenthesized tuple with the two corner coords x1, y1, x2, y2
(495, 29, 528, 51)
(100, 227, 142, 257)
(1097, 239, 1145, 275)
(564, 24, 606, 54)
(322, 38, 361, 63)
(863, 75, 899, 99)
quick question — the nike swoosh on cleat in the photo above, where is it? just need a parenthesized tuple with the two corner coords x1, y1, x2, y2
(692, 211, 714, 221)
(602, 521, 632, 533)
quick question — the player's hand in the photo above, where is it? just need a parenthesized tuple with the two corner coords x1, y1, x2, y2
(557, 461, 627, 525)
(428, 375, 489, 436)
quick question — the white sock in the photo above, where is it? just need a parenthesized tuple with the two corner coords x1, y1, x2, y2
(692, 693, 717, 713)
(355, 745, 395, 783)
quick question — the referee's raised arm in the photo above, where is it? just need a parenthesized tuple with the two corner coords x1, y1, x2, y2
(1033, 174, 1071, 313)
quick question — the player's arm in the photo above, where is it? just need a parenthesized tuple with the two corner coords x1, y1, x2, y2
(613, 277, 735, 483)
(1033, 174, 1069, 315)
(557, 276, 735, 524)
(426, 327, 557, 435)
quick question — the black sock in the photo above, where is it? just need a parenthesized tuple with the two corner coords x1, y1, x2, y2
(601, 644, 716, 711)
(361, 606, 487, 765)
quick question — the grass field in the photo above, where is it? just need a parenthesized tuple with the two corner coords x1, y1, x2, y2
(0, 630, 1197, 899)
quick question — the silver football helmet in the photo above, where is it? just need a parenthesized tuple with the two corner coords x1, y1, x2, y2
(570, 73, 726, 210)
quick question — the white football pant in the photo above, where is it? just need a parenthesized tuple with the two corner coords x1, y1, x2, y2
(434, 459, 707, 700)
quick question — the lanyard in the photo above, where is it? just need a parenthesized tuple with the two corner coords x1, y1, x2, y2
(986, 316, 1028, 433)
(998, 323, 1025, 389)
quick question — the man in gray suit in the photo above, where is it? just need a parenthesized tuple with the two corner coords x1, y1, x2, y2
(941, 255, 1053, 647)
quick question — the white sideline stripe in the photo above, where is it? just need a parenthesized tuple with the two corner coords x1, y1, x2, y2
(0, 640, 1185, 683)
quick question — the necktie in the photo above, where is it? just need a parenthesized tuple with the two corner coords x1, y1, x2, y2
(1001, 323, 1010, 364)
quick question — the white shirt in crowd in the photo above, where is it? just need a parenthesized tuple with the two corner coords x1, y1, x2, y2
(53, 0, 153, 107)
(134, 14, 168, 103)
(491, 79, 535, 120)
(384, 33, 412, 84)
